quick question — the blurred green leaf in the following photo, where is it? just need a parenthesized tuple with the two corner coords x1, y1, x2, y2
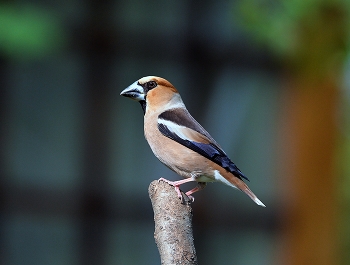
(0, 4, 66, 60)
(236, 0, 350, 58)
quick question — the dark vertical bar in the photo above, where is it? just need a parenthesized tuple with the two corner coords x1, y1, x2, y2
(183, 0, 220, 119)
(0, 56, 7, 265)
(78, 1, 116, 264)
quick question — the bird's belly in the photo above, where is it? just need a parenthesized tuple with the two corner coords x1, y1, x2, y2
(150, 136, 215, 181)
(195, 175, 215, 182)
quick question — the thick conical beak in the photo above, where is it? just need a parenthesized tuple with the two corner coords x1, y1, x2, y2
(120, 81, 145, 101)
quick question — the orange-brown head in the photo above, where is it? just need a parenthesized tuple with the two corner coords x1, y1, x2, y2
(120, 76, 180, 114)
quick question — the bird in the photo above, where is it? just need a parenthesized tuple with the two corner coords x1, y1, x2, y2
(120, 76, 265, 207)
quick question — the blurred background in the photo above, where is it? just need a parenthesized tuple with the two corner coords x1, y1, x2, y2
(0, 0, 350, 264)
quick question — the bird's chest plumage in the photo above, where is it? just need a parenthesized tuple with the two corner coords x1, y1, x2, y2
(144, 110, 214, 180)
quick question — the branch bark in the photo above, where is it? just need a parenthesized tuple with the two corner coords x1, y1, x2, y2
(148, 180, 198, 265)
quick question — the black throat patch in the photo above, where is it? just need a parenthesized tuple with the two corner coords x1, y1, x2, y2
(139, 100, 146, 114)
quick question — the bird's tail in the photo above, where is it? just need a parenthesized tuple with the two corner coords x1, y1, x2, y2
(240, 184, 266, 207)
(221, 170, 266, 207)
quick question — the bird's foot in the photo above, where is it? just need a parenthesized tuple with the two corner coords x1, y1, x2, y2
(185, 193, 195, 202)
(158, 177, 183, 198)
(158, 177, 188, 202)
(183, 182, 206, 202)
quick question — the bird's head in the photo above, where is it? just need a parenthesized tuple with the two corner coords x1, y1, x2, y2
(120, 76, 179, 114)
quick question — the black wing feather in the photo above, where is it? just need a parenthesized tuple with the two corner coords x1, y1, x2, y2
(158, 123, 249, 181)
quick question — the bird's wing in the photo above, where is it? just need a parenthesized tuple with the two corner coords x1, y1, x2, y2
(158, 108, 248, 181)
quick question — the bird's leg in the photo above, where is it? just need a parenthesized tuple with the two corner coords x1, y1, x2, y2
(185, 182, 207, 201)
(158, 177, 197, 201)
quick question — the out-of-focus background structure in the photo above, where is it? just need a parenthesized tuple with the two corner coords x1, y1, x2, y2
(1, 1, 350, 264)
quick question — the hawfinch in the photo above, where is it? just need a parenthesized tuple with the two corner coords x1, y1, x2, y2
(120, 76, 265, 207)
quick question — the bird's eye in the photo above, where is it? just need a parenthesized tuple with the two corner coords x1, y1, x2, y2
(147, 81, 157, 90)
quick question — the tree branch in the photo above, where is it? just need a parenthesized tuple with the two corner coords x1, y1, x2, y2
(148, 180, 198, 265)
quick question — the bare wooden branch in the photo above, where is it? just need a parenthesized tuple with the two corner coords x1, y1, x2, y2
(148, 180, 198, 265)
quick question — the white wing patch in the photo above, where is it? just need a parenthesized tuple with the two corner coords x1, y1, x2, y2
(158, 116, 211, 144)
(158, 118, 189, 140)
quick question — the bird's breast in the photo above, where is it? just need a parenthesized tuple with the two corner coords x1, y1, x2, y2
(144, 112, 215, 180)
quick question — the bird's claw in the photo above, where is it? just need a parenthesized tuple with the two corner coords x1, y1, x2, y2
(157, 177, 194, 203)
(178, 193, 194, 204)
(186, 194, 195, 202)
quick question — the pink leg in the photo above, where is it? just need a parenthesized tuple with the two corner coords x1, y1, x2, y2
(185, 182, 207, 201)
(158, 178, 206, 202)
(158, 177, 197, 200)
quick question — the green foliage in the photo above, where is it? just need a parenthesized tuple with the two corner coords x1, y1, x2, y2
(236, 0, 350, 58)
(0, 4, 66, 60)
